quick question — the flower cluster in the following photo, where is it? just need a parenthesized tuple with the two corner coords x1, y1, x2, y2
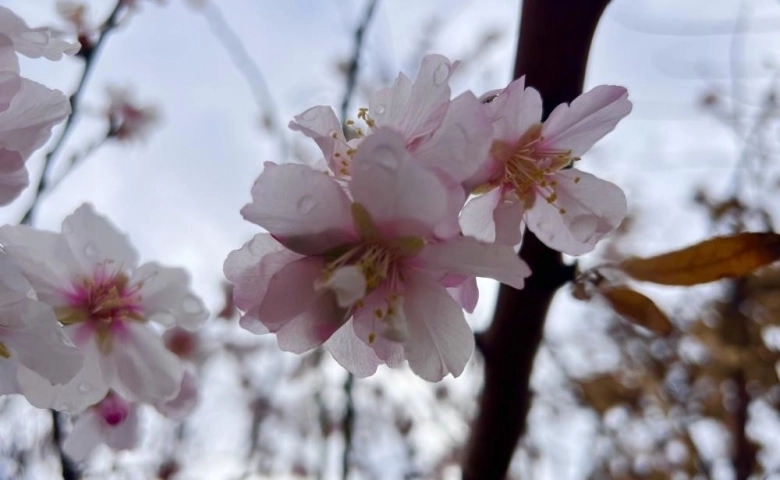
(0, 6, 78, 205)
(0, 204, 207, 455)
(226, 55, 631, 381)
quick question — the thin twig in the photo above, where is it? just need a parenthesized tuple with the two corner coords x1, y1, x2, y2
(51, 410, 79, 480)
(20, 3, 124, 226)
(197, 1, 288, 159)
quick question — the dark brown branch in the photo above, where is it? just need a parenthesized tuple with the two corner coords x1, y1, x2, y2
(462, 1, 611, 478)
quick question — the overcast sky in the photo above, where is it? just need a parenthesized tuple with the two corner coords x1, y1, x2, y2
(2, 0, 775, 477)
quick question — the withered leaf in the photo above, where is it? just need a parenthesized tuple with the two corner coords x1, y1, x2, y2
(620, 232, 780, 286)
(601, 286, 673, 336)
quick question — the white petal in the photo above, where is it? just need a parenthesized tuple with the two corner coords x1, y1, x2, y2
(526, 169, 627, 255)
(324, 320, 383, 377)
(317, 265, 366, 308)
(133, 262, 208, 330)
(63, 410, 104, 461)
(62, 204, 138, 277)
(108, 322, 184, 404)
(540, 85, 632, 157)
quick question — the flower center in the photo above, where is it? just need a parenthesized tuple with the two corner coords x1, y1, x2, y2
(494, 124, 579, 213)
(57, 266, 143, 352)
(97, 393, 130, 426)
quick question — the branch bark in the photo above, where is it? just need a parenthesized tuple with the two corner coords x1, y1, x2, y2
(462, 1, 611, 478)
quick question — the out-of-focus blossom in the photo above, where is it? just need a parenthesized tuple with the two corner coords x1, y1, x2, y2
(0, 6, 79, 60)
(106, 86, 160, 142)
(226, 130, 529, 381)
(0, 256, 82, 397)
(63, 391, 139, 461)
(153, 369, 198, 420)
(0, 7, 77, 206)
(0, 204, 208, 411)
(461, 79, 632, 254)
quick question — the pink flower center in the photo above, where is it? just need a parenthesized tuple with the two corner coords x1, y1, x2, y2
(57, 266, 143, 352)
(97, 393, 130, 426)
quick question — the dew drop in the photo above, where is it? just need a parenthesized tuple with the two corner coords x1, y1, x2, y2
(78, 382, 93, 393)
(433, 63, 450, 85)
(84, 243, 98, 258)
(568, 215, 598, 243)
(375, 104, 386, 115)
(296, 195, 316, 214)
(374, 146, 400, 170)
(181, 295, 203, 315)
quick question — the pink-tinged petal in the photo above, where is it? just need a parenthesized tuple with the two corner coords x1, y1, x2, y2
(241, 162, 357, 255)
(371, 54, 457, 141)
(132, 262, 208, 330)
(0, 7, 80, 60)
(460, 187, 502, 243)
(257, 256, 324, 329)
(416, 236, 530, 290)
(487, 77, 543, 143)
(434, 174, 466, 240)
(493, 199, 525, 247)
(540, 85, 632, 157)
(108, 322, 184, 403)
(154, 369, 198, 420)
(0, 34, 20, 76)
(62, 204, 138, 277)
(62, 410, 104, 461)
(350, 129, 449, 237)
(0, 149, 28, 205)
(0, 76, 70, 158)
(414, 91, 493, 186)
(448, 276, 479, 313)
(274, 292, 347, 353)
(288, 106, 351, 173)
(526, 169, 627, 255)
(350, 288, 405, 366)
(224, 234, 301, 312)
(0, 226, 81, 306)
(324, 320, 382, 377)
(103, 406, 140, 451)
(402, 271, 474, 381)
(16, 341, 109, 412)
(4, 298, 83, 385)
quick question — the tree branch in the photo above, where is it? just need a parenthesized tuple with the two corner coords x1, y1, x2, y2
(462, 1, 611, 478)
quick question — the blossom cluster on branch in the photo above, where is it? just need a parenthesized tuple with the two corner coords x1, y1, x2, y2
(0, 6, 207, 459)
(225, 54, 632, 382)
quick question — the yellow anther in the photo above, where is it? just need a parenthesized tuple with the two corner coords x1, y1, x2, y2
(559, 208, 567, 214)
(574, 176, 581, 184)
(345, 119, 355, 126)
(368, 333, 376, 344)
(374, 309, 383, 318)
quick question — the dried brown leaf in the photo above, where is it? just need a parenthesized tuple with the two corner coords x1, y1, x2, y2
(620, 232, 780, 286)
(602, 286, 673, 336)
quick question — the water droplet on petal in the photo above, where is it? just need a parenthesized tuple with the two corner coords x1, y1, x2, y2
(296, 195, 316, 214)
(374, 146, 400, 170)
(78, 382, 93, 393)
(433, 63, 450, 85)
(375, 105, 386, 115)
(84, 243, 98, 258)
(181, 295, 203, 315)
(568, 215, 598, 243)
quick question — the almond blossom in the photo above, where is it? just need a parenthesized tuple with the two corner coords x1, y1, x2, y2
(0, 6, 77, 206)
(461, 78, 632, 255)
(0, 204, 208, 412)
(0, 256, 82, 398)
(289, 54, 492, 239)
(225, 129, 530, 381)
